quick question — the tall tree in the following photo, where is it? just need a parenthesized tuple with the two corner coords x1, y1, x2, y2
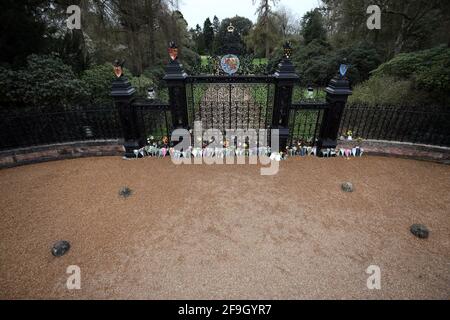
(213, 16, 220, 34)
(215, 16, 253, 55)
(275, 6, 300, 38)
(252, 0, 279, 58)
(300, 8, 327, 45)
(203, 18, 214, 54)
(193, 24, 205, 54)
(323, 0, 449, 58)
(0, 0, 48, 66)
(212, 15, 221, 54)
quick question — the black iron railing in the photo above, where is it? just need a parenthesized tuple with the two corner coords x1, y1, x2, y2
(132, 99, 173, 140)
(288, 102, 329, 146)
(339, 105, 450, 146)
(0, 108, 123, 151)
(1, 103, 449, 152)
(0, 102, 173, 151)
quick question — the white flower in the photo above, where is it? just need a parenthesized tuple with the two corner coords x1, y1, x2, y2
(270, 153, 282, 162)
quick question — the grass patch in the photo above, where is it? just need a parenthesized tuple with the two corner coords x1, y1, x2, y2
(252, 58, 268, 66)
(201, 56, 209, 67)
(250, 84, 270, 106)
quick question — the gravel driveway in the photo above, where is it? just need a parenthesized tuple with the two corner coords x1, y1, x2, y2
(0, 156, 449, 299)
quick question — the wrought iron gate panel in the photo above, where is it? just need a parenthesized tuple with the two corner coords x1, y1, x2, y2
(288, 108, 325, 146)
(133, 99, 173, 141)
(186, 77, 275, 132)
(287, 84, 328, 146)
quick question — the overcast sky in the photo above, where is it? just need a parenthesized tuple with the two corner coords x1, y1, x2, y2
(179, 0, 322, 28)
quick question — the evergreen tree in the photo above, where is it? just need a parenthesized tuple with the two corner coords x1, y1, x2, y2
(203, 18, 215, 54)
(213, 16, 220, 34)
(194, 24, 205, 55)
(215, 16, 253, 55)
(252, 0, 279, 58)
(0, 0, 47, 66)
(212, 16, 221, 54)
(300, 8, 327, 45)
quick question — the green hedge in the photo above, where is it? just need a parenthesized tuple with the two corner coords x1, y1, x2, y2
(351, 46, 450, 106)
(0, 55, 158, 111)
(0, 54, 87, 110)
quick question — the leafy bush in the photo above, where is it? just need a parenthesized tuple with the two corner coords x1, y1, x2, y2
(348, 76, 421, 106)
(143, 65, 166, 87)
(80, 64, 115, 106)
(334, 42, 382, 84)
(0, 56, 161, 111)
(266, 56, 281, 75)
(292, 40, 381, 86)
(129, 74, 154, 97)
(372, 46, 449, 79)
(81, 63, 155, 105)
(239, 55, 267, 75)
(415, 63, 450, 96)
(0, 54, 87, 110)
(179, 47, 201, 74)
(363, 45, 450, 105)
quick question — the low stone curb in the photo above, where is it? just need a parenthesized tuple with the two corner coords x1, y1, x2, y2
(0, 140, 124, 169)
(1, 139, 449, 169)
(337, 140, 450, 165)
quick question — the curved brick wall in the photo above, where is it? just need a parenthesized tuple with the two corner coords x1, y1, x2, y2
(337, 140, 450, 164)
(0, 140, 124, 169)
(0, 139, 448, 169)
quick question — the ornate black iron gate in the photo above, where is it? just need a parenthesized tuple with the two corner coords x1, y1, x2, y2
(185, 76, 275, 132)
(111, 42, 353, 158)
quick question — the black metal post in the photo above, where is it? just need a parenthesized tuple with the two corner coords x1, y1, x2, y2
(317, 76, 352, 150)
(272, 43, 299, 151)
(163, 55, 189, 130)
(111, 65, 141, 158)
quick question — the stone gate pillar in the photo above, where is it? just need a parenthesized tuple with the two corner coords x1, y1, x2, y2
(111, 60, 141, 158)
(317, 70, 352, 150)
(272, 42, 299, 151)
(163, 42, 189, 130)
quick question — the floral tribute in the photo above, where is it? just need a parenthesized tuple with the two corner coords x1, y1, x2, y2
(131, 136, 364, 160)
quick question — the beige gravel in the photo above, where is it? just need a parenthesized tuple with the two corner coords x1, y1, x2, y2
(0, 156, 449, 299)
